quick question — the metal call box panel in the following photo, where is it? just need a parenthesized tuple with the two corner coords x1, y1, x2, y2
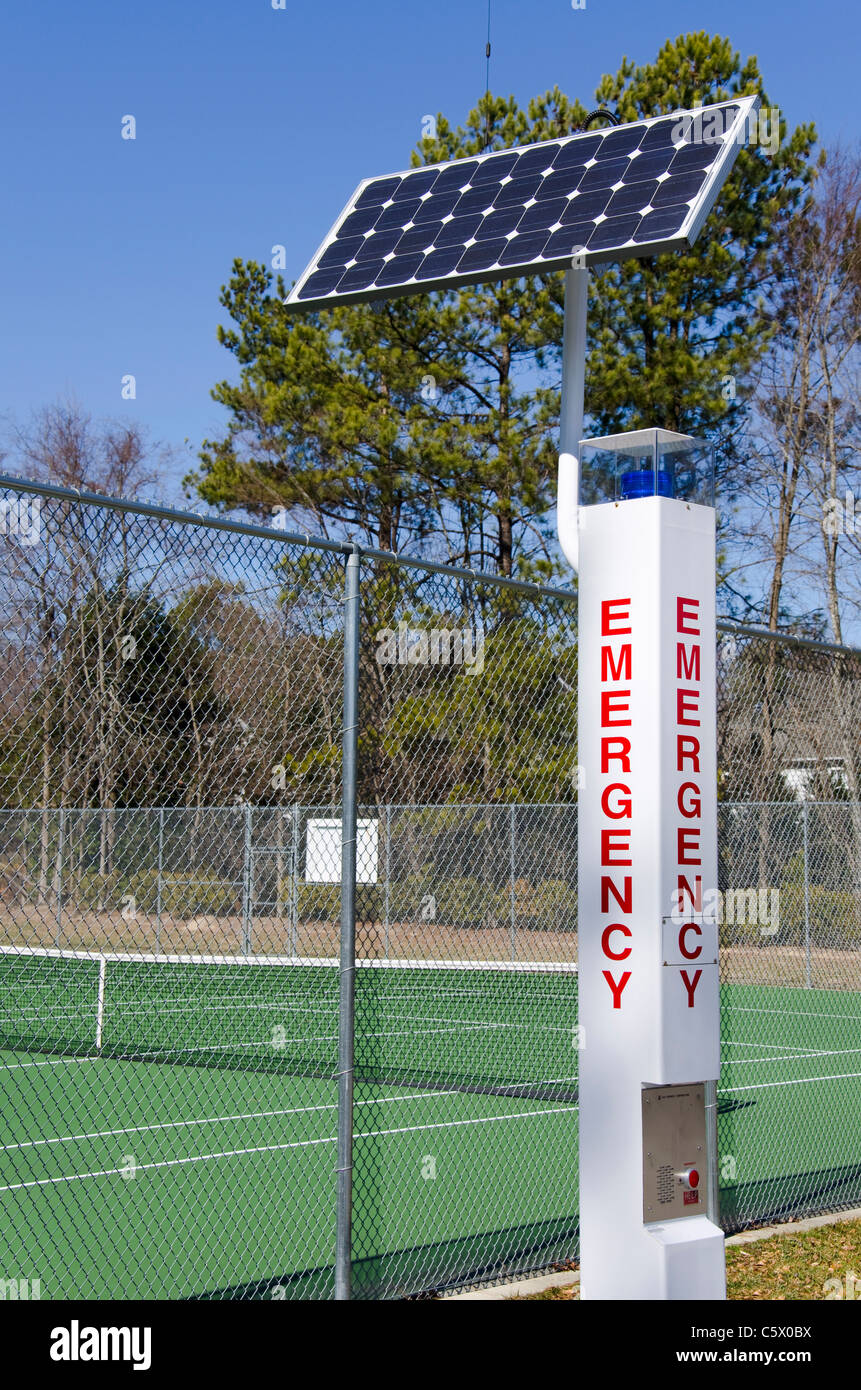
(642, 1083, 708, 1223)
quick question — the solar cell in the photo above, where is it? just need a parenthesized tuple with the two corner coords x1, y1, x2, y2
(284, 97, 756, 312)
(605, 182, 659, 217)
(653, 173, 706, 206)
(512, 144, 561, 176)
(476, 206, 523, 239)
(552, 135, 603, 168)
(435, 214, 483, 246)
(433, 161, 479, 191)
(562, 190, 613, 220)
(415, 247, 463, 279)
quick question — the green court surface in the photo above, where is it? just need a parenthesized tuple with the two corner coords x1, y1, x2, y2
(0, 952, 859, 1298)
(718, 983, 861, 1232)
(0, 1057, 579, 1299)
(0, 951, 580, 1298)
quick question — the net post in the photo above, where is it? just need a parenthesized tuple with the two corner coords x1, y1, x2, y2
(95, 954, 107, 1052)
(336, 544, 361, 1301)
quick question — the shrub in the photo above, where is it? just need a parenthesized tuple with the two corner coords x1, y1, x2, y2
(61, 870, 239, 917)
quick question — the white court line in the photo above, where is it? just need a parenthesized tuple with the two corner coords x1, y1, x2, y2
(732, 1003, 861, 1024)
(0, 1086, 481, 1153)
(2, 1008, 572, 1068)
(722, 1069, 861, 1095)
(0, 1104, 576, 1194)
(0, 1102, 337, 1153)
(724, 1045, 861, 1068)
(1, 1055, 101, 1073)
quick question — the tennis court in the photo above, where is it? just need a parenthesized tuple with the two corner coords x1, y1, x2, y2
(718, 981, 861, 1231)
(0, 949, 581, 1299)
(1, 947, 860, 1298)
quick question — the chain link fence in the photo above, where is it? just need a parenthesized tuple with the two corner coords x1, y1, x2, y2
(0, 476, 859, 1299)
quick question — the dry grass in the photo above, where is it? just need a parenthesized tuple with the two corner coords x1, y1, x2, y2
(720, 943, 861, 989)
(2, 909, 859, 987)
(508, 1218, 861, 1300)
(3, 908, 861, 988)
(0, 908, 578, 962)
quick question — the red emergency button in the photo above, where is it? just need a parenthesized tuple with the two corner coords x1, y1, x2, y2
(676, 1167, 699, 1191)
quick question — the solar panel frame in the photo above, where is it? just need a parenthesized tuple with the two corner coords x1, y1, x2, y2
(284, 97, 759, 313)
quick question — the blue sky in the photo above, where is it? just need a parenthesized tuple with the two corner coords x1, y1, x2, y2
(1, 0, 857, 503)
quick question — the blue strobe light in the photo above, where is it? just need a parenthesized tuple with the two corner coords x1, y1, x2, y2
(620, 468, 673, 501)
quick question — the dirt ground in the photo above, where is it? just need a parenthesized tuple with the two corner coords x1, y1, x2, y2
(0, 907, 858, 987)
(0, 908, 574, 962)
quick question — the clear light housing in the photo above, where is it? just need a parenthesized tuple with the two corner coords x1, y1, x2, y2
(579, 428, 715, 507)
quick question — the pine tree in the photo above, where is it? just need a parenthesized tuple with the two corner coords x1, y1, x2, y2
(193, 34, 817, 575)
(578, 33, 816, 465)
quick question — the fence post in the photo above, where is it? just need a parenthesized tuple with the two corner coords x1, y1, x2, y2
(509, 804, 517, 961)
(242, 804, 253, 956)
(336, 545, 361, 1301)
(704, 1078, 720, 1229)
(155, 808, 164, 954)
(384, 804, 391, 960)
(802, 801, 812, 989)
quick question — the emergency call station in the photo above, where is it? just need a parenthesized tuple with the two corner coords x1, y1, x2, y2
(286, 92, 760, 1300)
(574, 429, 724, 1299)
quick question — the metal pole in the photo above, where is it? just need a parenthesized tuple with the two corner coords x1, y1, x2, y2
(557, 267, 588, 572)
(509, 804, 517, 961)
(384, 804, 391, 961)
(560, 267, 588, 452)
(55, 807, 65, 949)
(156, 808, 164, 955)
(242, 804, 252, 956)
(336, 545, 361, 1301)
(704, 1079, 720, 1228)
(290, 804, 299, 957)
(802, 801, 812, 989)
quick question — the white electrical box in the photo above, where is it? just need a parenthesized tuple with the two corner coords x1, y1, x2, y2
(305, 818, 378, 884)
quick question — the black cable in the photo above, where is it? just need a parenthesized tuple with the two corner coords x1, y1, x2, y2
(581, 108, 621, 130)
(484, 0, 492, 152)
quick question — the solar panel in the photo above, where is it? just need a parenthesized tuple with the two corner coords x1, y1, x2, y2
(284, 97, 758, 312)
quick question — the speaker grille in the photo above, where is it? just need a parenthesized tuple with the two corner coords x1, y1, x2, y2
(657, 1165, 675, 1203)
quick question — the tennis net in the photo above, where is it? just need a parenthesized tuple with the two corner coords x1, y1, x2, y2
(0, 945, 579, 1100)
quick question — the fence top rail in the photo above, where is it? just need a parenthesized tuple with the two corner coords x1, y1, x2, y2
(716, 617, 860, 659)
(4, 472, 861, 645)
(0, 473, 576, 603)
(718, 798, 861, 809)
(0, 802, 564, 812)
